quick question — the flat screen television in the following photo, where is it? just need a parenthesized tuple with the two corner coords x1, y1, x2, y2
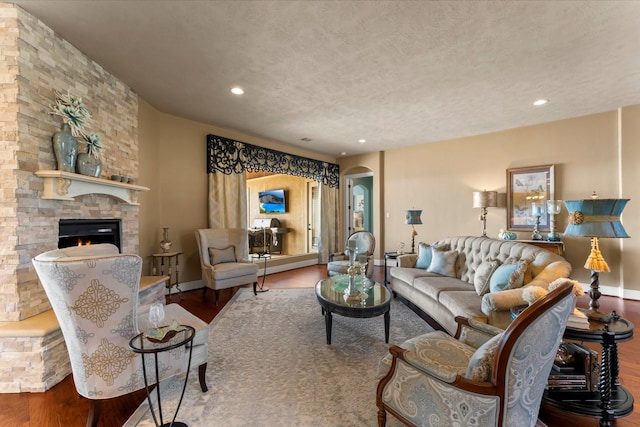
(258, 189, 286, 214)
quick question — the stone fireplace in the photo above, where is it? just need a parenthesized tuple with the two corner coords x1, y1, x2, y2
(0, 5, 142, 392)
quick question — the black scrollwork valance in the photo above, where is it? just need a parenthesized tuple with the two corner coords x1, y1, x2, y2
(207, 134, 340, 188)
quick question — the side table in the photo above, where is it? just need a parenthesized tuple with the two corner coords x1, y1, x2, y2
(384, 252, 399, 286)
(152, 252, 183, 301)
(129, 325, 195, 427)
(542, 314, 634, 427)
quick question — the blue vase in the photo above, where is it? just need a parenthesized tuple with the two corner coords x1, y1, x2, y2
(52, 123, 78, 172)
(76, 152, 101, 177)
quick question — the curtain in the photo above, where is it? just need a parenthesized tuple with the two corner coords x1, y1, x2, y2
(319, 183, 341, 263)
(208, 170, 247, 228)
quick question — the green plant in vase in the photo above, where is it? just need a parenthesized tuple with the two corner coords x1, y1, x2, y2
(77, 132, 103, 177)
(49, 90, 93, 172)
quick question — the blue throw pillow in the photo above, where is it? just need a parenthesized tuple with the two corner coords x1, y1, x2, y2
(489, 263, 525, 293)
(415, 243, 432, 269)
(427, 249, 458, 278)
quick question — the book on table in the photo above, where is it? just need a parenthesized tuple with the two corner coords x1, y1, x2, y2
(547, 342, 599, 392)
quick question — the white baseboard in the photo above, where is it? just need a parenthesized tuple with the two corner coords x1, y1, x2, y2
(577, 281, 640, 301)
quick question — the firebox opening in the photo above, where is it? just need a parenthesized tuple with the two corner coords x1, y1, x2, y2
(58, 219, 122, 251)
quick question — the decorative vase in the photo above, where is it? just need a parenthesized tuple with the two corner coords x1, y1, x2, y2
(76, 152, 102, 177)
(52, 123, 78, 173)
(160, 227, 172, 253)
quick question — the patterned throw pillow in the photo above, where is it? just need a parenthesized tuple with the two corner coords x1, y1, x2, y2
(427, 249, 458, 278)
(474, 260, 500, 296)
(208, 245, 236, 265)
(489, 259, 530, 293)
(465, 333, 503, 382)
(415, 243, 432, 269)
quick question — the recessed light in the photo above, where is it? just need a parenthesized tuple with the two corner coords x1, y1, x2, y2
(358, 139, 366, 144)
(340, 152, 347, 156)
(533, 99, 549, 106)
(231, 87, 244, 95)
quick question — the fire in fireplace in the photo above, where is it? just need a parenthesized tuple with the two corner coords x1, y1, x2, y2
(58, 219, 122, 250)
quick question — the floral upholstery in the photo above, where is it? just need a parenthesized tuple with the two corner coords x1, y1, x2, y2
(33, 244, 210, 425)
(376, 282, 575, 427)
(33, 244, 184, 399)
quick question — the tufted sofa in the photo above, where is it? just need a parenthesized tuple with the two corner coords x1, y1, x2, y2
(389, 236, 572, 334)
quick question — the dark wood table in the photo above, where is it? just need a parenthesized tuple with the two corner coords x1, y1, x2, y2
(315, 276, 391, 345)
(384, 252, 399, 286)
(129, 325, 195, 427)
(543, 314, 634, 427)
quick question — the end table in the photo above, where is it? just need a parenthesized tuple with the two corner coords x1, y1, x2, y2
(152, 252, 183, 301)
(384, 252, 399, 286)
(543, 313, 634, 427)
(129, 325, 195, 427)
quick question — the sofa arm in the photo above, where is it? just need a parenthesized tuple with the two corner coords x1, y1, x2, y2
(396, 253, 418, 268)
(481, 288, 528, 313)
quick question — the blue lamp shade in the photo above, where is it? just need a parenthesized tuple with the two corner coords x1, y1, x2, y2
(405, 210, 423, 225)
(563, 199, 630, 238)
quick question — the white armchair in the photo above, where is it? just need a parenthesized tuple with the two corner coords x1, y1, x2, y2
(32, 244, 209, 427)
(195, 228, 259, 305)
(376, 282, 575, 427)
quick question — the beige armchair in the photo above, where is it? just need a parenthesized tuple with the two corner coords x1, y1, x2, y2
(327, 231, 376, 278)
(32, 244, 209, 427)
(195, 228, 259, 305)
(376, 281, 575, 427)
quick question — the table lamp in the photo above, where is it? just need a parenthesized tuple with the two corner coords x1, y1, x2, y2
(472, 190, 497, 237)
(563, 195, 630, 323)
(405, 209, 422, 254)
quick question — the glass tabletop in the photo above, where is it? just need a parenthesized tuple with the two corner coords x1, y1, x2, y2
(316, 275, 390, 308)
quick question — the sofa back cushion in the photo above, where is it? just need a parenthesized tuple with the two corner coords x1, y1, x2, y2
(433, 236, 568, 286)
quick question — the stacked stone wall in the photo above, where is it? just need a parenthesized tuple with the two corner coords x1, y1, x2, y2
(0, 4, 140, 392)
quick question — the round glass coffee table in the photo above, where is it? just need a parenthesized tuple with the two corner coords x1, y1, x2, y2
(315, 276, 391, 345)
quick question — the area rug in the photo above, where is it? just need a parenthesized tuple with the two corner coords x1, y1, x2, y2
(125, 288, 433, 427)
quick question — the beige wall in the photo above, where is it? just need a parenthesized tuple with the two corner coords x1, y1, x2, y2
(139, 102, 639, 297)
(137, 105, 334, 283)
(383, 109, 640, 296)
(247, 174, 315, 255)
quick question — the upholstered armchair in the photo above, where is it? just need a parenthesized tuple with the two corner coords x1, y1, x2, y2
(195, 228, 259, 305)
(327, 231, 376, 278)
(376, 281, 575, 427)
(32, 244, 210, 427)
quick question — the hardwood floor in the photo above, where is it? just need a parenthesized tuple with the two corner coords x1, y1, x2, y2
(1, 264, 637, 426)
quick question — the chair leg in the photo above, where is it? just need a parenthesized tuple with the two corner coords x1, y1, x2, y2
(198, 362, 208, 392)
(253, 281, 258, 295)
(377, 407, 386, 427)
(215, 290, 220, 306)
(86, 399, 101, 427)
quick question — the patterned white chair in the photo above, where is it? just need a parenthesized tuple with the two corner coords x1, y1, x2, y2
(376, 281, 575, 427)
(32, 244, 209, 427)
(327, 231, 376, 278)
(195, 228, 259, 305)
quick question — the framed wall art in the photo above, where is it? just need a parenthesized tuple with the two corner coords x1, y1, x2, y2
(506, 164, 555, 231)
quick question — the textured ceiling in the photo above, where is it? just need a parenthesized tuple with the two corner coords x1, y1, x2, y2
(11, 1, 640, 158)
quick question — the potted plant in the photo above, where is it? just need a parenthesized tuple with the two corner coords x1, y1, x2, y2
(49, 90, 92, 172)
(77, 132, 103, 177)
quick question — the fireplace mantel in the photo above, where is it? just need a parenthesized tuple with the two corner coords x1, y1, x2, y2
(35, 170, 150, 205)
